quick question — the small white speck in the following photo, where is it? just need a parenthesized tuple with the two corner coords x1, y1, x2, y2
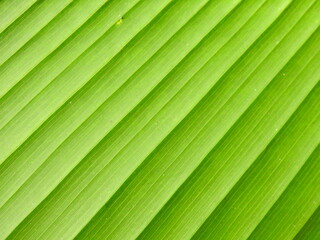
(275, 128, 279, 131)
(254, 88, 257, 92)
(282, 73, 286, 76)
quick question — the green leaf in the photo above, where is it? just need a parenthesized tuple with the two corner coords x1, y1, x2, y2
(0, 0, 319, 239)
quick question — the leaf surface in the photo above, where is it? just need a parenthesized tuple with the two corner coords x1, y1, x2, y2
(0, 0, 319, 239)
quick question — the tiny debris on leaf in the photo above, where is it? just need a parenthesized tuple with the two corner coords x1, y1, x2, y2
(116, 16, 123, 25)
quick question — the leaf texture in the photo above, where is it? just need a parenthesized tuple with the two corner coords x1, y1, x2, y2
(0, 0, 319, 239)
